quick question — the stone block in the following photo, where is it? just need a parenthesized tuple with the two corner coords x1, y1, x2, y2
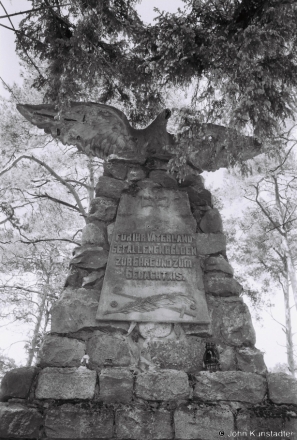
(237, 411, 285, 438)
(182, 323, 212, 337)
(107, 222, 115, 244)
(181, 186, 212, 206)
(147, 337, 205, 373)
(89, 196, 118, 221)
(51, 287, 100, 333)
(0, 402, 43, 438)
(35, 367, 97, 400)
(103, 161, 128, 180)
(146, 158, 169, 171)
(179, 174, 205, 188)
(107, 152, 147, 164)
(99, 368, 133, 403)
(200, 208, 223, 233)
(268, 373, 297, 405)
(194, 371, 266, 404)
(204, 255, 234, 275)
(127, 166, 147, 181)
(236, 347, 267, 375)
(135, 370, 190, 401)
(64, 267, 89, 288)
(38, 335, 86, 368)
(81, 222, 107, 245)
(95, 175, 128, 200)
(192, 208, 202, 223)
(0, 367, 38, 402)
(196, 233, 226, 255)
(218, 344, 237, 371)
(116, 407, 173, 439)
(207, 296, 256, 347)
(285, 418, 297, 440)
(82, 269, 105, 287)
(70, 244, 108, 270)
(87, 331, 131, 368)
(204, 273, 242, 296)
(149, 170, 178, 188)
(45, 404, 114, 438)
(174, 404, 234, 440)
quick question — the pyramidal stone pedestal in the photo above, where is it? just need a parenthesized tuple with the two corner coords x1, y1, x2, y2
(1, 153, 297, 440)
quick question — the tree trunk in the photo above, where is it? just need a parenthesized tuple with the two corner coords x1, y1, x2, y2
(283, 268, 296, 377)
(26, 288, 48, 367)
(273, 175, 297, 311)
(87, 156, 95, 212)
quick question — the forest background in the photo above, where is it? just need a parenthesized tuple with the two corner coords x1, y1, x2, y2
(0, 0, 297, 376)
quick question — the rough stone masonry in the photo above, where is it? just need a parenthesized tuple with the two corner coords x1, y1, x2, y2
(1, 151, 297, 440)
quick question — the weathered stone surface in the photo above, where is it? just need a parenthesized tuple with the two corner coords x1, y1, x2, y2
(147, 337, 205, 373)
(82, 269, 105, 287)
(107, 222, 115, 244)
(45, 404, 114, 438)
(135, 370, 190, 400)
(138, 322, 172, 339)
(35, 367, 97, 400)
(207, 296, 256, 347)
(236, 347, 267, 375)
(64, 267, 89, 288)
(137, 178, 161, 189)
(104, 161, 128, 180)
(192, 208, 202, 223)
(89, 196, 118, 221)
(108, 152, 147, 164)
(182, 322, 212, 337)
(0, 402, 43, 438)
(285, 418, 297, 440)
(196, 233, 226, 255)
(179, 174, 205, 188)
(237, 411, 285, 438)
(174, 404, 234, 440)
(71, 245, 108, 270)
(204, 273, 242, 296)
(51, 287, 100, 333)
(149, 170, 178, 188)
(38, 335, 85, 368)
(127, 166, 147, 181)
(99, 368, 133, 402)
(146, 158, 169, 171)
(268, 373, 297, 405)
(87, 331, 131, 368)
(116, 407, 173, 439)
(97, 188, 208, 324)
(218, 345, 236, 371)
(95, 175, 128, 200)
(194, 371, 266, 403)
(0, 367, 38, 402)
(204, 255, 234, 275)
(68, 323, 130, 343)
(200, 208, 223, 233)
(81, 222, 107, 245)
(181, 186, 212, 206)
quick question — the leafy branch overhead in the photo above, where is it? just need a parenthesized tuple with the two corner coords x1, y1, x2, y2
(8, 0, 297, 138)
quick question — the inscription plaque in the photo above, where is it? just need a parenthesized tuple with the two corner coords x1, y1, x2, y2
(96, 187, 210, 323)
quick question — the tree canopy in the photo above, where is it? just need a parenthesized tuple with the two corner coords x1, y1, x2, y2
(7, 0, 296, 138)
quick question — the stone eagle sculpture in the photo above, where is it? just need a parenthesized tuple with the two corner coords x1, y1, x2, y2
(17, 102, 262, 172)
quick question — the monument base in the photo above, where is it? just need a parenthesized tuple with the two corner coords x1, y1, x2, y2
(1, 154, 297, 440)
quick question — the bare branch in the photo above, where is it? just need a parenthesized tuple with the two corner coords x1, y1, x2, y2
(0, 155, 87, 217)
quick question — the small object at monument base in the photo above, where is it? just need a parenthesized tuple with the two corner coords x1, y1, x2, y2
(203, 342, 221, 372)
(96, 188, 210, 324)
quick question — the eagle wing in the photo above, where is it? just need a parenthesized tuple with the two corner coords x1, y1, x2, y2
(17, 102, 137, 159)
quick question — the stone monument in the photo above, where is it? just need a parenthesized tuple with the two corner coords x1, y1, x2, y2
(0, 104, 296, 440)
